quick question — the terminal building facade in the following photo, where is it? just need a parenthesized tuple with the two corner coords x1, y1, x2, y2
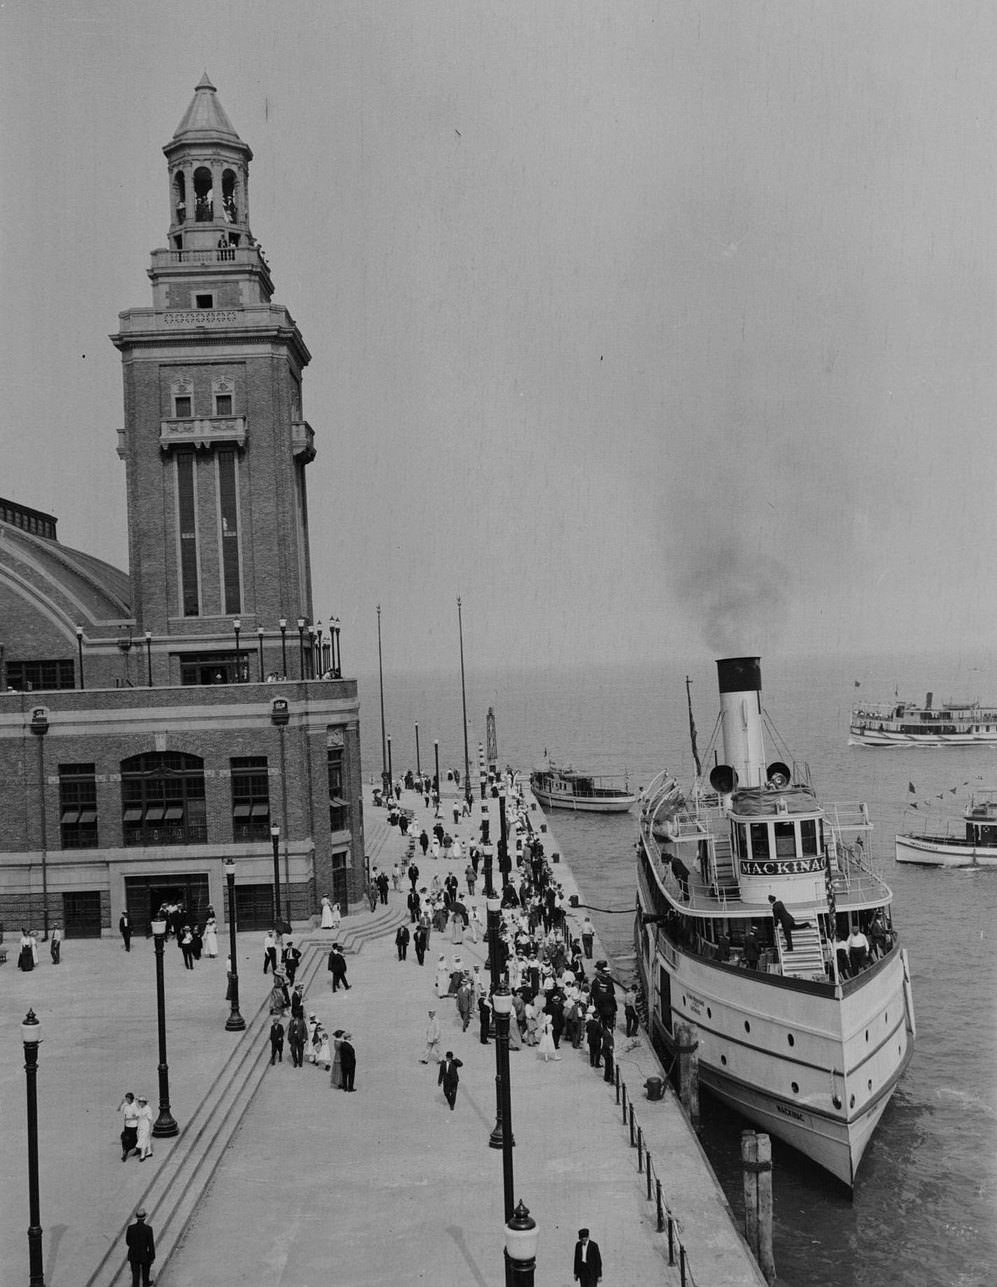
(0, 77, 365, 938)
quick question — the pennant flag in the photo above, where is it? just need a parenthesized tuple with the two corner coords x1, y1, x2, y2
(908, 782, 916, 793)
(854, 680, 861, 687)
(911, 803, 918, 809)
(950, 787, 958, 794)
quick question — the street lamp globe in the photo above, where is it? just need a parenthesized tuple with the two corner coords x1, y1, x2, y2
(22, 1009, 43, 1044)
(151, 916, 167, 937)
(505, 1200, 539, 1266)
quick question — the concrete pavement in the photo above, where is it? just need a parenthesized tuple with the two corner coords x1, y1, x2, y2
(0, 780, 764, 1286)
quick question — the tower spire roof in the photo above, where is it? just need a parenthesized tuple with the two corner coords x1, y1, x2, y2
(169, 74, 245, 149)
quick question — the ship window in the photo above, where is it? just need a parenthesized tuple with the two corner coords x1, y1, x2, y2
(774, 821, 796, 858)
(791, 1082, 799, 1095)
(749, 823, 770, 859)
(800, 819, 818, 855)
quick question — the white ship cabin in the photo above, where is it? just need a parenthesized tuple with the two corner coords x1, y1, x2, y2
(641, 777, 896, 985)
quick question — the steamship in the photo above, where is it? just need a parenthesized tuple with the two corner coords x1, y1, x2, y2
(635, 657, 915, 1187)
(530, 762, 636, 813)
(849, 691, 997, 745)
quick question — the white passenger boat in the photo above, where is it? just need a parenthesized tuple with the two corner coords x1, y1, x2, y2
(636, 657, 915, 1188)
(849, 693, 997, 746)
(530, 762, 635, 813)
(896, 791, 997, 866)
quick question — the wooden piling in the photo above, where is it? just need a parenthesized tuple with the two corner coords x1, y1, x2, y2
(741, 1130, 759, 1259)
(741, 1129, 777, 1283)
(676, 1022, 700, 1128)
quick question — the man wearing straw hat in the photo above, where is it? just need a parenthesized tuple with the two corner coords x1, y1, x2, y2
(125, 1207, 156, 1286)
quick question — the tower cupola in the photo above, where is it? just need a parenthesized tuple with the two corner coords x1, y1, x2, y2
(162, 74, 254, 257)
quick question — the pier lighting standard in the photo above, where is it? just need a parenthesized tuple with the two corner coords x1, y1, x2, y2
(331, 617, 341, 677)
(145, 631, 153, 686)
(257, 627, 265, 682)
(279, 618, 287, 677)
(150, 917, 179, 1138)
(75, 625, 85, 690)
(505, 1202, 539, 1285)
(433, 740, 441, 809)
(497, 786, 510, 881)
(223, 859, 245, 1031)
(377, 606, 389, 793)
(482, 841, 496, 900)
(233, 619, 241, 680)
(22, 1010, 46, 1287)
(270, 824, 282, 928)
(489, 977, 516, 1160)
(456, 596, 473, 813)
(387, 735, 393, 788)
(296, 618, 306, 679)
(415, 723, 421, 777)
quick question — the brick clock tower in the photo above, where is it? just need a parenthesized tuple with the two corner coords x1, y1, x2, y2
(113, 73, 315, 682)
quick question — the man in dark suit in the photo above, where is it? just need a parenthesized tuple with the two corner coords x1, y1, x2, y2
(573, 1228, 602, 1286)
(395, 923, 410, 960)
(125, 1207, 156, 1286)
(438, 1051, 464, 1110)
(339, 1032, 356, 1090)
(413, 923, 428, 965)
(585, 1012, 604, 1068)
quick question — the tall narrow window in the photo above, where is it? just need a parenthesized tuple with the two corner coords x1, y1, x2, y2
(231, 756, 270, 841)
(59, 763, 98, 849)
(177, 450, 200, 616)
(218, 448, 241, 614)
(328, 739, 349, 832)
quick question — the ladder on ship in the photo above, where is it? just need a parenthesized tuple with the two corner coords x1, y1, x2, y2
(710, 834, 739, 894)
(776, 923, 826, 982)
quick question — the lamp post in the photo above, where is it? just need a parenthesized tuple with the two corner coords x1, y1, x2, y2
(489, 974, 516, 1159)
(29, 707, 50, 940)
(150, 917, 179, 1138)
(505, 1201, 539, 1285)
(296, 617, 306, 679)
(233, 619, 241, 681)
(387, 734, 393, 789)
(456, 595, 473, 812)
(279, 617, 287, 677)
(270, 824, 282, 929)
(415, 722, 421, 777)
(145, 631, 153, 687)
(377, 605, 388, 792)
(498, 786, 510, 882)
(223, 859, 245, 1031)
(482, 841, 496, 901)
(75, 625, 85, 690)
(22, 1009, 46, 1287)
(257, 627, 265, 682)
(308, 625, 317, 678)
(433, 739, 441, 810)
(331, 617, 341, 677)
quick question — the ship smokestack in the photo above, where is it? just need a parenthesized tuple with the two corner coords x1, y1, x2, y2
(716, 657, 767, 789)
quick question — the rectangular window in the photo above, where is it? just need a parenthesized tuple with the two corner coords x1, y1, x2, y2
(774, 821, 796, 859)
(217, 448, 241, 614)
(214, 393, 232, 416)
(749, 822, 770, 860)
(800, 820, 818, 855)
(176, 450, 200, 616)
(195, 293, 214, 309)
(231, 756, 270, 842)
(59, 763, 98, 849)
(5, 660, 76, 691)
(174, 395, 192, 418)
(328, 747, 349, 832)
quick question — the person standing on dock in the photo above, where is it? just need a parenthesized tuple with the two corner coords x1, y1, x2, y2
(438, 1051, 463, 1110)
(395, 923, 410, 961)
(573, 1229, 602, 1287)
(580, 915, 596, 959)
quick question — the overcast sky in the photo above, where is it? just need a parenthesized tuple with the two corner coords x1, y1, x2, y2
(2, 1, 995, 675)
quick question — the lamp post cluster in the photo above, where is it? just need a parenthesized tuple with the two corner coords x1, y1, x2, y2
(214, 616, 343, 683)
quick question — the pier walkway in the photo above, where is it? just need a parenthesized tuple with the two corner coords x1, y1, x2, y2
(0, 781, 764, 1286)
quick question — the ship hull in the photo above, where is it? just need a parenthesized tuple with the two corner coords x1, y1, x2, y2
(530, 786, 634, 813)
(895, 833, 997, 867)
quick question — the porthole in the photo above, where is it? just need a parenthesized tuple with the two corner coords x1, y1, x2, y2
(791, 1082, 799, 1095)
(868, 1079, 873, 1091)
(865, 1030, 869, 1043)
(707, 1007, 712, 1019)
(720, 1054, 727, 1066)
(682, 995, 687, 1007)
(832, 1095, 842, 1109)
(849, 1094, 855, 1109)
(787, 1033, 795, 1047)
(744, 1020, 751, 1033)
(885, 1012, 889, 1024)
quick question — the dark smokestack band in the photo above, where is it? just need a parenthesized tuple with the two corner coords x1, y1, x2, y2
(716, 656, 762, 694)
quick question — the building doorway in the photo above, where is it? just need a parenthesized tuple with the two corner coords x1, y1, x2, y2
(230, 883, 276, 932)
(62, 890, 103, 938)
(124, 873, 211, 937)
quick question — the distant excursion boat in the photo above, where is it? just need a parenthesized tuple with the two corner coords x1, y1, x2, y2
(636, 657, 915, 1188)
(896, 791, 997, 866)
(529, 761, 636, 813)
(849, 692, 997, 746)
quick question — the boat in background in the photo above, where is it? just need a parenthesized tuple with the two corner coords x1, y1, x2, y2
(636, 656, 915, 1188)
(896, 791, 997, 866)
(530, 761, 635, 813)
(849, 692, 997, 746)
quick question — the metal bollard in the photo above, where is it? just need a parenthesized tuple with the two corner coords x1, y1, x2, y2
(655, 1178, 665, 1232)
(680, 1244, 688, 1287)
(667, 1214, 676, 1266)
(614, 1062, 621, 1100)
(621, 1081, 628, 1122)
(628, 1103, 636, 1147)
(637, 1125, 644, 1172)
(646, 1151, 653, 1201)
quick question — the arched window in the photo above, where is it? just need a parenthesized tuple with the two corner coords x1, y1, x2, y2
(221, 169, 238, 223)
(121, 751, 207, 846)
(173, 171, 187, 224)
(194, 167, 213, 222)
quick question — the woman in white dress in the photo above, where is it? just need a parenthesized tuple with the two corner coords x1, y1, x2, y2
(315, 1027, 332, 1071)
(536, 1013, 560, 1062)
(203, 918, 219, 958)
(434, 954, 450, 998)
(330, 902, 342, 931)
(320, 896, 334, 929)
(136, 1095, 154, 1160)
